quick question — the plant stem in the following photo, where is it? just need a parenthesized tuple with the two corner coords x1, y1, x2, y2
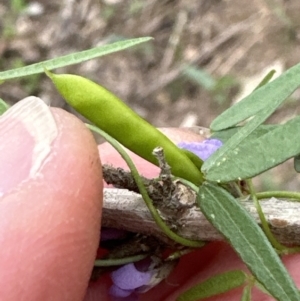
(256, 189, 300, 254)
(246, 179, 286, 252)
(256, 191, 300, 202)
(94, 254, 147, 267)
(88, 124, 205, 248)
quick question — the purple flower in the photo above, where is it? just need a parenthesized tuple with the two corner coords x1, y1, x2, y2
(109, 261, 153, 300)
(178, 138, 223, 161)
(109, 257, 176, 300)
(111, 262, 153, 290)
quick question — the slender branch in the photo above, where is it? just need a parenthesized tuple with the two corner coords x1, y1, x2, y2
(88, 124, 204, 247)
(102, 188, 300, 247)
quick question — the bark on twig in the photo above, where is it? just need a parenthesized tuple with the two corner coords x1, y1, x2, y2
(102, 188, 300, 246)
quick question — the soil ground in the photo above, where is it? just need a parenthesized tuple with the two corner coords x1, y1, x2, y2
(1, 0, 300, 190)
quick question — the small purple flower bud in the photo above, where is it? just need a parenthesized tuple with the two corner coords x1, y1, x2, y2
(178, 138, 223, 161)
(111, 262, 153, 290)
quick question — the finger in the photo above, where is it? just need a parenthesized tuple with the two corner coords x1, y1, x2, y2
(0, 97, 103, 301)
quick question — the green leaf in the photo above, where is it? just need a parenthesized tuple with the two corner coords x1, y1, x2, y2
(198, 182, 300, 301)
(177, 270, 247, 301)
(211, 124, 278, 143)
(0, 37, 153, 80)
(183, 65, 216, 91)
(0, 98, 10, 115)
(205, 115, 300, 182)
(203, 104, 280, 175)
(210, 62, 300, 132)
(253, 69, 276, 91)
(210, 127, 240, 141)
(204, 63, 300, 175)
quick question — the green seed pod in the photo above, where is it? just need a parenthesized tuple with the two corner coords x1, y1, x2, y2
(46, 71, 203, 185)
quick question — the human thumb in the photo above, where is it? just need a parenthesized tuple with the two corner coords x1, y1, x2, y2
(0, 97, 103, 301)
